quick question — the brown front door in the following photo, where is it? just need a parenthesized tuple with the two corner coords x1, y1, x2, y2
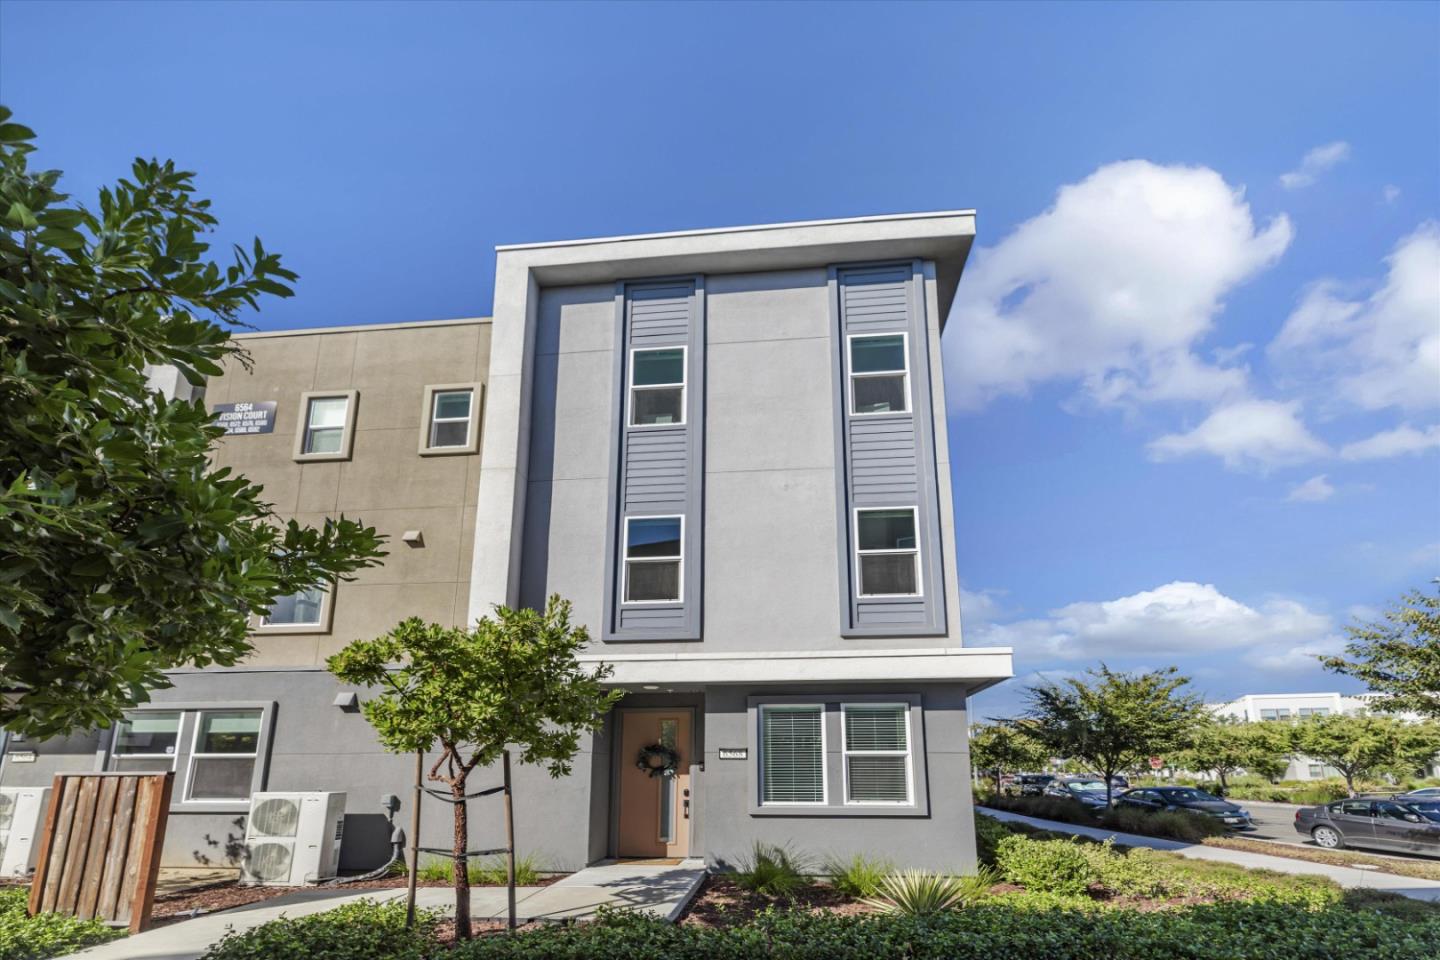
(616, 710, 691, 858)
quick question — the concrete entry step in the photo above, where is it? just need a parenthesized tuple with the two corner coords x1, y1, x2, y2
(500, 857, 706, 922)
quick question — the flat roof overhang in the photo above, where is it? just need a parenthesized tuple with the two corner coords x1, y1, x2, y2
(496, 210, 977, 326)
(578, 646, 1013, 693)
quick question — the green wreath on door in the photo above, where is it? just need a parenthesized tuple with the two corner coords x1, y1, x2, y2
(635, 743, 681, 779)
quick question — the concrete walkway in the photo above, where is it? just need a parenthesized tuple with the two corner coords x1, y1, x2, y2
(64, 859, 706, 960)
(981, 807, 1440, 902)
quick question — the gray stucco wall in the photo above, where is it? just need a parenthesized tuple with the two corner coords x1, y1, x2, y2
(699, 682, 978, 873)
(520, 267, 959, 654)
(1, 670, 605, 873)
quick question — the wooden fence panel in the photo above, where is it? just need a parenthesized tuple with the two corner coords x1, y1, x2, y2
(28, 773, 173, 933)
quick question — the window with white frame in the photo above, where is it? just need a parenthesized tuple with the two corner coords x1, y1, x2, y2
(842, 704, 912, 804)
(109, 711, 182, 773)
(848, 334, 909, 415)
(629, 347, 685, 426)
(301, 395, 350, 454)
(623, 516, 682, 603)
(760, 705, 825, 805)
(261, 585, 326, 627)
(855, 507, 920, 597)
(186, 710, 263, 802)
(427, 388, 474, 449)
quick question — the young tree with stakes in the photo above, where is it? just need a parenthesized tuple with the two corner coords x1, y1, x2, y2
(1022, 665, 1204, 807)
(0, 108, 384, 737)
(327, 597, 623, 939)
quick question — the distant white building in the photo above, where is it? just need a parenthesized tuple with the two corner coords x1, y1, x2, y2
(1208, 692, 1439, 781)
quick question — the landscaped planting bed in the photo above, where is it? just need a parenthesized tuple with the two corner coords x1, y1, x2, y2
(192, 816, 1440, 960)
(1203, 834, 1440, 882)
(979, 791, 1230, 841)
(0, 886, 122, 960)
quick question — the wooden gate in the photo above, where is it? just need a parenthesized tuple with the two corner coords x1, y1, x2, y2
(27, 772, 173, 932)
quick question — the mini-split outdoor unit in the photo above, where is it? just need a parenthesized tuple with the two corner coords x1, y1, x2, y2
(240, 791, 347, 885)
(0, 786, 51, 879)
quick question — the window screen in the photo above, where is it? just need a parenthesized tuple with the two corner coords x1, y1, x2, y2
(843, 705, 910, 803)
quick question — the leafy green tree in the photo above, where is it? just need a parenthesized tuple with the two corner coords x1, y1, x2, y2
(326, 597, 623, 939)
(0, 108, 384, 737)
(1021, 666, 1204, 806)
(1175, 715, 1289, 795)
(1292, 713, 1440, 797)
(1321, 588, 1440, 720)
(969, 722, 1050, 794)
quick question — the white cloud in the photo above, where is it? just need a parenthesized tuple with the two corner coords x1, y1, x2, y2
(1287, 474, 1335, 502)
(1270, 223, 1440, 413)
(946, 160, 1292, 411)
(1339, 423, 1440, 460)
(1279, 141, 1351, 190)
(1147, 399, 1329, 471)
(970, 581, 1342, 674)
(1383, 185, 1402, 205)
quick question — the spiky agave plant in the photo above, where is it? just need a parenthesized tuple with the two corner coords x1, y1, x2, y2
(861, 866, 999, 916)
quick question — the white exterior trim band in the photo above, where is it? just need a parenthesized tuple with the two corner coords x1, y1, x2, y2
(578, 647, 1013, 686)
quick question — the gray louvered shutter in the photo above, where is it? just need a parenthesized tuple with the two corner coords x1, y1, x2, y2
(761, 707, 824, 804)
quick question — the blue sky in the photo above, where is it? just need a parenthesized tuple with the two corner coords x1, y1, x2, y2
(3, 1, 1436, 715)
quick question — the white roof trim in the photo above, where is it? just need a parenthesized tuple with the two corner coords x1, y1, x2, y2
(497, 209, 978, 252)
(578, 646, 1013, 686)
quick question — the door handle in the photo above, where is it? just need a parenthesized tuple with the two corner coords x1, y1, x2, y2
(683, 787, 690, 819)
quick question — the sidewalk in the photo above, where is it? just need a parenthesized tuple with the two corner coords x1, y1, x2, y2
(65, 859, 707, 960)
(981, 806, 1440, 902)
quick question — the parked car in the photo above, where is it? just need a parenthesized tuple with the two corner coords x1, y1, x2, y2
(1016, 774, 1056, 796)
(1109, 774, 1130, 790)
(1043, 776, 1112, 812)
(1114, 786, 1255, 829)
(1295, 798, 1440, 856)
(1399, 787, 1440, 801)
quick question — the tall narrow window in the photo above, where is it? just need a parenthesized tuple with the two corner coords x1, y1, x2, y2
(262, 585, 326, 627)
(629, 347, 685, 426)
(760, 706, 825, 805)
(428, 388, 473, 448)
(843, 704, 911, 804)
(849, 334, 909, 415)
(855, 507, 920, 597)
(624, 516, 682, 603)
(187, 710, 262, 802)
(109, 711, 182, 773)
(302, 396, 349, 454)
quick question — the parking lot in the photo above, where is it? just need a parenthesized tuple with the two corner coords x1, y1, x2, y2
(1240, 799, 1440, 861)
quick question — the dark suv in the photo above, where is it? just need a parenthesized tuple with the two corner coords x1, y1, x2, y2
(1295, 798, 1440, 856)
(1015, 774, 1056, 796)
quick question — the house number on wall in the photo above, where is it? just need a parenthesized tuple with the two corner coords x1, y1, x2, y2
(718, 748, 747, 760)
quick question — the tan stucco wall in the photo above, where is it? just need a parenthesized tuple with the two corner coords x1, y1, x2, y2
(205, 319, 492, 666)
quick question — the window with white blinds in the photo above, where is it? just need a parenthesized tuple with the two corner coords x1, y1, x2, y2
(842, 704, 911, 804)
(760, 705, 825, 805)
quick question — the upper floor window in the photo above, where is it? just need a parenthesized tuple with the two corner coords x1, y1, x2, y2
(623, 516, 682, 603)
(186, 710, 263, 802)
(420, 383, 482, 455)
(855, 507, 920, 597)
(303, 397, 348, 453)
(629, 347, 685, 427)
(1260, 708, 1293, 721)
(261, 585, 326, 628)
(760, 705, 825, 805)
(294, 390, 358, 461)
(848, 334, 909, 415)
(109, 711, 182, 773)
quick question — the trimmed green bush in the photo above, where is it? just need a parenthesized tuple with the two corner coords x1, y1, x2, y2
(445, 902, 1440, 959)
(983, 792, 1228, 842)
(0, 887, 122, 960)
(995, 834, 1094, 896)
(202, 899, 438, 960)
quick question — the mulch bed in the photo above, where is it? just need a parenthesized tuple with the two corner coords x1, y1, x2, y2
(150, 872, 567, 926)
(678, 876, 874, 927)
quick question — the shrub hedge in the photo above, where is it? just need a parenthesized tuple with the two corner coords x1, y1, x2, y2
(202, 899, 438, 960)
(0, 886, 122, 960)
(981, 792, 1228, 842)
